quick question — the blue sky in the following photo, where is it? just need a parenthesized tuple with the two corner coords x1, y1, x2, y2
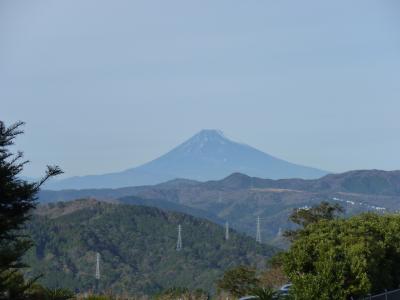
(1, 0, 400, 178)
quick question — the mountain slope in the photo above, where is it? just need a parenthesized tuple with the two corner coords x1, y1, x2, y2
(38, 170, 400, 244)
(211, 170, 400, 196)
(25, 199, 276, 295)
(46, 130, 327, 190)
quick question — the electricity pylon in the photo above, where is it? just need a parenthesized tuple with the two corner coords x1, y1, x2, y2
(95, 252, 100, 293)
(256, 216, 261, 243)
(277, 227, 283, 237)
(176, 224, 182, 251)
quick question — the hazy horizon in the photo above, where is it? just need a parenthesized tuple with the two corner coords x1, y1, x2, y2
(2, 0, 400, 178)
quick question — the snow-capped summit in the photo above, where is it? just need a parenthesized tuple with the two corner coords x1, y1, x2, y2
(46, 130, 327, 190)
(179, 129, 230, 153)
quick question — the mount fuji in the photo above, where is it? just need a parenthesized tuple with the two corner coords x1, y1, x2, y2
(46, 130, 328, 190)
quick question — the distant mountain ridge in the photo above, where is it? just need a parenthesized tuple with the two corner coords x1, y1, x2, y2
(46, 129, 327, 190)
(39, 169, 400, 243)
(40, 169, 400, 202)
(204, 169, 400, 196)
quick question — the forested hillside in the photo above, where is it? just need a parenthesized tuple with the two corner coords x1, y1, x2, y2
(39, 170, 400, 242)
(24, 199, 276, 295)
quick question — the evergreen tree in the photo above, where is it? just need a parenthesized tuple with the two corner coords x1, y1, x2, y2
(0, 120, 62, 298)
(284, 201, 344, 241)
(217, 266, 260, 297)
(283, 213, 400, 299)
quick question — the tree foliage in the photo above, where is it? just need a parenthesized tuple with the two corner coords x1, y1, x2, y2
(284, 201, 344, 241)
(24, 199, 276, 295)
(155, 287, 209, 300)
(217, 265, 260, 297)
(282, 213, 400, 299)
(29, 285, 75, 300)
(251, 287, 278, 300)
(0, 120, 62, 297)
(259, 265, 287, 290)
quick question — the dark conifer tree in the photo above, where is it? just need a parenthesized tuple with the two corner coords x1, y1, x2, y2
(0, 121, 62, 298)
